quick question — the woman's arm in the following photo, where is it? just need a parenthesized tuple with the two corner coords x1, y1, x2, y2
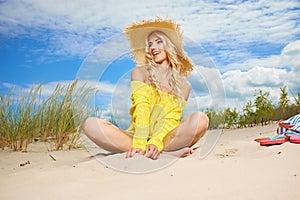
(127, 67, 151, 157)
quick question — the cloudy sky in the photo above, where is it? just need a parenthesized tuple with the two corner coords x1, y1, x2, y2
(1, 0, 299, 128)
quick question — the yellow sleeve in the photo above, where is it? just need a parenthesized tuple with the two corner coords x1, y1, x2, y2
(147, 118, 179, 152)
(129, 81, 151, 151)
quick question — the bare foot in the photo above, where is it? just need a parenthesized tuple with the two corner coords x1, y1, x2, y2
(163, 147, 194, 158)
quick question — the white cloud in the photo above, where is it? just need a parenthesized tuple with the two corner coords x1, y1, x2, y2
(246, 66, 286, 87)
(224, 55, 281, 72)
(221, 40, 300, 109)
(1, 0, 299, 121)
(184, 95, 212, 115)
(0, 79, 116, 101)
(223, 67, 287, 98)
(188, 66, 226, 109)
(280, 40, 300, 93)
(1, 0, 299, 61)
(1, 82, 16, 89)
(281, 40, 300, 72)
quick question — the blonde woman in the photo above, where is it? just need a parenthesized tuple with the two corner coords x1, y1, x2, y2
(82, 17, 209, 160)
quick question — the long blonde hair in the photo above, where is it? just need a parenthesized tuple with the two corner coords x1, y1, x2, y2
(145, 31, 184, 103)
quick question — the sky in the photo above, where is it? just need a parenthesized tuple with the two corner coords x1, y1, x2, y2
(1, 0, 299, 128)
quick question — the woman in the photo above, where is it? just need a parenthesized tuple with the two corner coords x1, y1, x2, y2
(82, 17, 209, 160)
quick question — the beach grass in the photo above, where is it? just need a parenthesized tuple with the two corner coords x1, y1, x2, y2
(1, 80, 299, 151)
(0, 79, 96, 151)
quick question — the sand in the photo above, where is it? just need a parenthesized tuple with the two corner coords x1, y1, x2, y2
(1, 123, 300, 200)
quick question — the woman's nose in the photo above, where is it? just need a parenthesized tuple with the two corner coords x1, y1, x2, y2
(150, 44, 157, 50)
(150, 43, 158, 49)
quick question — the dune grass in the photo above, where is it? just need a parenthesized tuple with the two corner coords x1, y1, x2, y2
(0, 79, 96, 151)
(1, 79, 298, 151)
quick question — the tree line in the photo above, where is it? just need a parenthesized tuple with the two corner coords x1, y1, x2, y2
(206, 86, 300, 129)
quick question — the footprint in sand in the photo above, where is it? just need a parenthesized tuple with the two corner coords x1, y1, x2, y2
(215, 148, 238, 158)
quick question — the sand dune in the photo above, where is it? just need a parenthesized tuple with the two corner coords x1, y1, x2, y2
(1, 123, 299, 200)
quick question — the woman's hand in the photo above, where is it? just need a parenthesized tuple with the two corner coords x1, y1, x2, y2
(145, 144, 160, 160)
(125, 145, 160, 160)
(125, 148, 144, 158)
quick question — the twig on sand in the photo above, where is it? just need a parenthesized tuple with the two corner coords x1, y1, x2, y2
(20, 161, 30, 167)
(49, 154, 56, 161)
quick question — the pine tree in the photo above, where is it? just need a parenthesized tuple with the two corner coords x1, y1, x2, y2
(254, 89, 273, 126)
(279, 86, 289, 109)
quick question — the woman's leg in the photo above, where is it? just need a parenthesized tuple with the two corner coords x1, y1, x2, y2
(163, 112, 209, 153)
(82, 117, 132, 153)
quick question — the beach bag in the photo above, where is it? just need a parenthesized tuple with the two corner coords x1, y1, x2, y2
(278, 114, 300, 135)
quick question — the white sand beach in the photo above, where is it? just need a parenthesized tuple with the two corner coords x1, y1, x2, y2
(1, 123, 299, 200)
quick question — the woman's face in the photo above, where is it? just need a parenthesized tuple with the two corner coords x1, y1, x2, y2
(148, 33, 168, 65)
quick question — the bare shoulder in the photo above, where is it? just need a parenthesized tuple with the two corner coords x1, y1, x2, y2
(180, 77, 191, 101)
(131, 66, 149, 82)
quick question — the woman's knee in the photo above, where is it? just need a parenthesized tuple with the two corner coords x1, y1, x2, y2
(82, 117, 102, 138)
(199, 112, 209, 130)
(190, 112, 209, 144)
(82, 117, 94, 131)
(191, 112, 209, 134)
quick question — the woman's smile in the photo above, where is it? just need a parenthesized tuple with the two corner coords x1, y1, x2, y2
(148, 33, 168, 65)
(151, 49, 161, 57)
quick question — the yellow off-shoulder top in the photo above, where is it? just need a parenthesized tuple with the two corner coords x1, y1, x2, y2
(126, 80, 186, 152)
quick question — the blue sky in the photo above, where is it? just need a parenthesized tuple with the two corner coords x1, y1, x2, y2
(1, 0, 300, 127)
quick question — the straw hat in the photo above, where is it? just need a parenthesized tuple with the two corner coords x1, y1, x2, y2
(124, 17, 193, 76)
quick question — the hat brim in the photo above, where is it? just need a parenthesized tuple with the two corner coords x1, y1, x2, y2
(124, 18, 193, 76)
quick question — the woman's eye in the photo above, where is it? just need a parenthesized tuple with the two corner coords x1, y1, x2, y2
(157, 40, 162, 44)
(148, 42, 153, 47)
